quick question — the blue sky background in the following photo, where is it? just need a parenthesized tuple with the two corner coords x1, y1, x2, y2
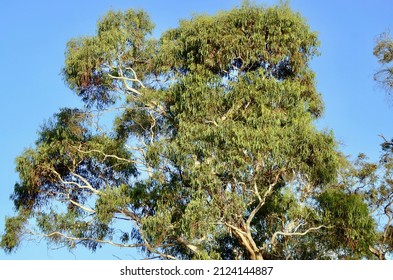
(0, 0, 392, 259)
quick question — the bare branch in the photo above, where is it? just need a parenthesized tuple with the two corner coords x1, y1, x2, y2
(69, 172, 100, 194)
(149, 111, 156, 144)
(75, 147, 140, 165)
(369, 245, 385, 260)
(68, 199, 96, 213)
(246, 173, 281, 231)
(31, 230, 144, 249)
(27, 229, 178, 260)
(224, 222, 261, 260)
(177, 237, 201, 254)
(47, 167, 100, 195)
(270, 225, 327, 246)
(108, 64, 146, 96)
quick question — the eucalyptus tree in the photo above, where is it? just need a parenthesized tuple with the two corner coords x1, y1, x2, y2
(361, 32, 393, 259)
(1, 3, 375, 259)
(374, 32, 393, 94)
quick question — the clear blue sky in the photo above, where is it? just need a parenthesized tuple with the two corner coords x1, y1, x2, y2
(0, 0, 392, 259)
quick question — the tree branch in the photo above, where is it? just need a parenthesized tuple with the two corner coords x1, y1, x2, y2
(246, 173, 280, 232)
(75, 147, 140, 165)
(225, 222, 260, 260)
(70, 172, 100, 194)
(68, 199, 96, 213)
(28, 229, 178, 260)
(270, 225, 327, 246)
(177, 237, 201, 254)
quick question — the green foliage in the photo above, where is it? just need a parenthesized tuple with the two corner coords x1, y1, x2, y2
(0, 210, 29, 253)
(1, 2, 379, 260)
(318, 189, 376, 258)
(63, 9, 156, 108)
(374, 32, 393, 94)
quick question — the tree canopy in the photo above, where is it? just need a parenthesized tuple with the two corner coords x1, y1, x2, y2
(0, 3, 381, 260)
